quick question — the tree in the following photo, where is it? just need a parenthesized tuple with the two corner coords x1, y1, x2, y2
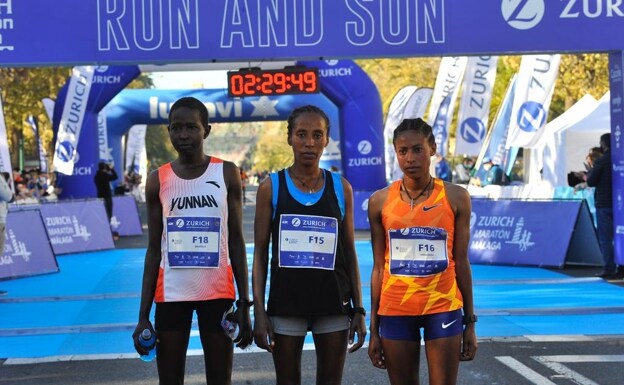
(0, 67, 70, 170)
(252, 121, 293, 172)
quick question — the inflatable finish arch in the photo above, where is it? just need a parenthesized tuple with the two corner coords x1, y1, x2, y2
(52, 61, 383, 228)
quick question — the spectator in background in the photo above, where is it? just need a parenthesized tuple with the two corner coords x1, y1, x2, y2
(0, 171, 15, 296)
(12, 168, 23, 185)
(454, 156, 475, 184)
(586, 134, 621, 279)
(240, 167, 248, 205)
(480, 157, 506, 186)
(434, 154, 452, 182)
(94, 161, 118, 222)
(569, 147, 603, 191)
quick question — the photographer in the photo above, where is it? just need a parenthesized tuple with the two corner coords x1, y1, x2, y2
(94, 161, 118, 222)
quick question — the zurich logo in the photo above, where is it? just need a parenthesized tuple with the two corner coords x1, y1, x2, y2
(470, 212, 477, 228)
(324, 60, 339, 66)
(55, 141, 75, 162)
(361, 198, 369, 211)
(95, 66, 109, 73)
(517, 101, 546, 133)
(175, 218, 185, 228)
(357, 140, 372, 155)
(400, 228, 410, 236)
(501, 0, 545, 30)
(460, 118, 487, 144)
(291, 218, 301, 227)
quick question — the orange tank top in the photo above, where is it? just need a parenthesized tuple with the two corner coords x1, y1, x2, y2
(379, 178, 463, 316)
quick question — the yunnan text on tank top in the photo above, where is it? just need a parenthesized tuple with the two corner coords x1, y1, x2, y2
(154, 158, 235, 302)
(379, 178, 463, 316)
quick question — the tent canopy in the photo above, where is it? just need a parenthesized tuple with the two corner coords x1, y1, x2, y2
(541, 92, 609, 187)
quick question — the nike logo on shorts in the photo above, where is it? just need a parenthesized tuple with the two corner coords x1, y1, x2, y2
(441, 319, 458, 329)
(423, 204, 441, 212)
(343, 301, 350, 306)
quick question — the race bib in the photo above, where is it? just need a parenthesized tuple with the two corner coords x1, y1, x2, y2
(388, 226, 448, 276)
(278, 214, 338, 270)
(166, 216, 221, 268)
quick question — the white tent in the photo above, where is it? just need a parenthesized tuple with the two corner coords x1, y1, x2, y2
(541, 92, 610, 187)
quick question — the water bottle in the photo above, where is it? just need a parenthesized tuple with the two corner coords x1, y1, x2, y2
(221, 306, 239, 340)
(138, 328, 156, 362)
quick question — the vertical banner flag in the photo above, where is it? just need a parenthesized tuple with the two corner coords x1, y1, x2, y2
(97, 111, 113, 164)
(0, 90, 13, 175)
(389, 87, 434, 180)
(456, 56, 498, 156)
(505, 55, 561, 149)
(42, 97, 55, 123)
(384, 86, 417, 181)
(27, 115, 48, 173)
(52, 66, 95, 175)
(402, 88, 434, 120)
(427, 57, 468, 156)
(608, 52, 624, 265)
(125, 124, 147, 175)
(474, 75, 518, 181)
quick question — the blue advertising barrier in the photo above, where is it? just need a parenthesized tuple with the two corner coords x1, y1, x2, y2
(111, 196, 143, 237)
(38, 200, 115, 255)
(0, 208, 58, 280)
(469, 199, 602, 268)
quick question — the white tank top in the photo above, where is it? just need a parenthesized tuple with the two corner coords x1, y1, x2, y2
(154, 158, 235, 302)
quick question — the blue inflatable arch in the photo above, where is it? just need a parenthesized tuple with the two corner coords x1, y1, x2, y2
(53, 60, 383, 228)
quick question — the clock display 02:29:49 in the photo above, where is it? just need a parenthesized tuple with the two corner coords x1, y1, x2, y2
(228, 68, 319, 97)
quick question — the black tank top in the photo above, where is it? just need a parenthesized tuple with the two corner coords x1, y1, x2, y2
(267, 169, 351, 316)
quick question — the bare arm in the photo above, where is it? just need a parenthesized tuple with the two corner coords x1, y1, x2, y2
(367, 188, 389, 369)
(252, 177, 275, 352)
(223, 161, 253, 349)
(133, 170, 163, 355)
(447, 183, 477, 361)
(340, 178, 367, 353)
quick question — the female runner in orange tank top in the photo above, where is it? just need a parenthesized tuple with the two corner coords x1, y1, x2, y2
(367, 118, 477, 385)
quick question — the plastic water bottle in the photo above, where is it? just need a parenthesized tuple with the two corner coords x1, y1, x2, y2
(138, 328, 156, 362)
(221, 306, 239, 340)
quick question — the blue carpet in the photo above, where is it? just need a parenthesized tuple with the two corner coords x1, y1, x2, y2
(1, 241, 624, 358)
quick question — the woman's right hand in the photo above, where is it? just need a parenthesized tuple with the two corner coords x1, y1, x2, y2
(132, 320, 156, 356)
(252, 310, 275, 352)
(368, 333, 386, 369)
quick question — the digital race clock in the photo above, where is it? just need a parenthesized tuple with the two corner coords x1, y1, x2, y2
(227, 67, 319, 97)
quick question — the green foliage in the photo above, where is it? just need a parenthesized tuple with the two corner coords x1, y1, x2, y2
(145, 125, 176, 171)
(252, 122, 293, 172)
(0, 67, 70, 169)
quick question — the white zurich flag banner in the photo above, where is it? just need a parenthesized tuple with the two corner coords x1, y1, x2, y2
(390, 87, 434, 181)
(125, 124, 147, 174)
(402, 87, 434, 120)
(505, 54, 561, 149)
(455, 56, 498, 156)
(42, 97, 55, 123)
(0, 91, 14, 175)
(383, 86, 417, 181)
(426, 57, 467, 126)
(53, 66, 95, 175)
(97, 110, 113, 163)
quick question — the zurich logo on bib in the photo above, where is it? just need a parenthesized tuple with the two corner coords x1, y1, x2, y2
(517, 101, 546, 132)
(501, 0, 545, 30)
(460, 118, 487, 143)
(357, 140, 372, 155)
